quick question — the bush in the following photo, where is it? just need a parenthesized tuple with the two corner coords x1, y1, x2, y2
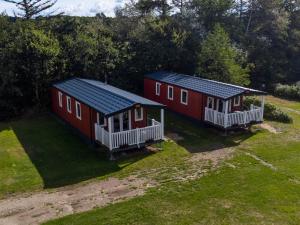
(274, 84, 300, 100)
(244, 97, 293, 123)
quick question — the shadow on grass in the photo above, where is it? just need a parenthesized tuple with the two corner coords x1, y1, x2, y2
(7, 115, 150, 189)
(163, 111, 258, 153)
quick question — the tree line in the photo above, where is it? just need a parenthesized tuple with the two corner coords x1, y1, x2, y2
(0, 0, 299, 119)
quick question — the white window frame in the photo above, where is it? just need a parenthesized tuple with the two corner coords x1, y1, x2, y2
(66, 96, 72, 113)
(207, 97, 215, 109)
(135, 107, 143, 122)
(75, 101, 81, 120)
(97, 112, 107, 126)
(167, 86, 174, 100)
(156, 82, 161, 96)
(234, 96, 241, 106)
(180, 89, 188, 105)
(58, 91, 63, 108)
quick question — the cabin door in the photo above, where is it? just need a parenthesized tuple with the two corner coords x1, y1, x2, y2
(216, 99, 224, 113)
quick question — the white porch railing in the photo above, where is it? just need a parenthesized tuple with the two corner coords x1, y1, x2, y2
(95, 120, 163, 150)
(204, 105, 263, 128)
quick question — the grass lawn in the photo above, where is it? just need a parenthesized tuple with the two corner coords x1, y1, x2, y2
(1, 96, 300, 224)
(44, 97, 300, 225)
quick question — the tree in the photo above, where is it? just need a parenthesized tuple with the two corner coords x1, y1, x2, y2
(12, 23, 60, 106)
(197, 24, 250, 85)
(2, 0, 61, 19)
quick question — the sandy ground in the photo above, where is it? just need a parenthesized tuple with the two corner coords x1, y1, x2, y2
(260, 123, 279, 134)
(0, 176, 153, 225)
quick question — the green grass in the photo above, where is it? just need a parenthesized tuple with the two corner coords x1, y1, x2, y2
(1, 96, 300, 224)
(44, 96, 300, 225)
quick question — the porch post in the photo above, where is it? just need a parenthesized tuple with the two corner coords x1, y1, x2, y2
(108, 116, 113, 150)
(128, 110, 132, 130)
(119, 113, 123, 132)
(224, 100, 229, 128)
(160, 108, 165, 139)
(260, 95, 265, 121)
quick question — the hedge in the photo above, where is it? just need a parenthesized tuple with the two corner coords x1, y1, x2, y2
(274, 84, 300, 100)
(244, 97, 293, 123)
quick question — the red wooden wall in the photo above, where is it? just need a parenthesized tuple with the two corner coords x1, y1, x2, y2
(52, 87, 149, 141)
(144, 78, 205, 121)
(51, 87, 95, 141)
(144, 78, 243, 121)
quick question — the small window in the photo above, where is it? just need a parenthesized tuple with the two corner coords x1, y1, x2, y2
(156, 82, 161, 96)
(167, 86, 173, 100)
(97, 112, 106, 126)
(181, 90, 188, 105)
(75, 101, 81, 120)
(234, 96, 240, 106)
(66, 96, 72, 113)
(135, 107, 143, 121)
(58, 92, 63, 108)
(207, 97, 214, 109)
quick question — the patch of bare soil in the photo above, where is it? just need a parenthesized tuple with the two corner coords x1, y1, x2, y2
(0, 176, 154, 225)
(189, 148, 235, 167)
(259, 123, 280, 134)
(166, 133, 184, 142)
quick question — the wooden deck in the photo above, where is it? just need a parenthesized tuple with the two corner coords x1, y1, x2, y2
(204, 105, 264, 128)
(95, 120, 163, 151)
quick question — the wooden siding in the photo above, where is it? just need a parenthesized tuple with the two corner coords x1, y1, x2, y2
(144, 78, 204, 121)
(51, 87, 93, 140)
(144, 78, 244, 121)
(52, 87, 149, 141)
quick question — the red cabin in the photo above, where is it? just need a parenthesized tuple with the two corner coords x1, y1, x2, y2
(144, 72, 267, 129)
(51, 78, 165, 152)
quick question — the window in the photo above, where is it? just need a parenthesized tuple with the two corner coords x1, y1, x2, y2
(58, 92, 63, 108)
(75, 101, 81, 120)
(66, 96, 72, 113)
(135, 107, 143, 121)
(167, 86, 173, 100)
(181, 90, 188, 105)
(156, 82, 161, 96)
(97, 112, 106, 126)
(207, 97, 214, 109)
(234, 96, 241, 106)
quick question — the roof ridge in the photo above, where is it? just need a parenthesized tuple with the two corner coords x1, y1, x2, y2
(169, 72, 246, 90)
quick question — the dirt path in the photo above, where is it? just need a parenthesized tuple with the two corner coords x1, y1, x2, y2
(0, 143, 234, 225)
(0, 176, 153, 225)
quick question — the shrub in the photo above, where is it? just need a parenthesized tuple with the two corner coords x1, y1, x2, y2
(274, 84, 300, 100)
(244, 97, 293, 123)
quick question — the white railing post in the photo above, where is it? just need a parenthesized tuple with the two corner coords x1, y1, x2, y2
(95, 124, 98, 141)
(261, 96, 265, 121)
(119, 113, 124, 132)
(224, 100, 229, 128)
(137, 128, 140, 147)
(101, 127, 104, 144)
(160, 108, 165, 139)
(108, 116, 113, 150)
(243, 111, 247, 125)
(128, 110, 132, 130)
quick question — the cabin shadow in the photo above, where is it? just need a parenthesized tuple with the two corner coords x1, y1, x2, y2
(164, 111, 258, 153)
(10, 115, 151, 189)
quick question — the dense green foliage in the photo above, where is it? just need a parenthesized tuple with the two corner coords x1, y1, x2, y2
(1, 0, 300, 119)
(244, 97, 293, 123)
(274, 84, 300, 100)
